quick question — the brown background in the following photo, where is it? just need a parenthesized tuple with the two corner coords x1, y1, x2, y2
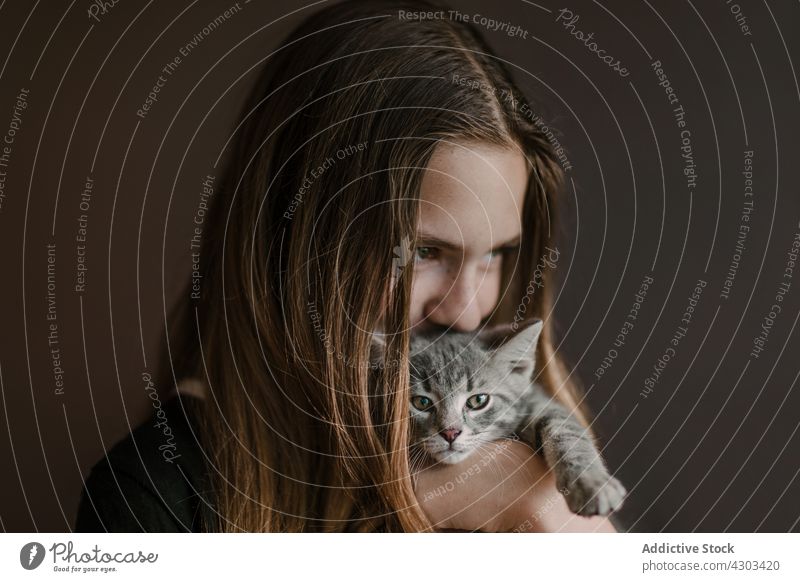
(1, 0, 799, 532)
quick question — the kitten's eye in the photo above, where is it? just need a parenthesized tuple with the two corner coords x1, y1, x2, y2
(465, 393, 490, 410)
(411, 395, 434, 411)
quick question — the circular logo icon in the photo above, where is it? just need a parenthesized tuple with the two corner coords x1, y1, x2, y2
(20, 542, 46, 570)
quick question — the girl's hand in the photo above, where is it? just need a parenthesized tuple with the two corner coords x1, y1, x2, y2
(413, 439, 618, 532)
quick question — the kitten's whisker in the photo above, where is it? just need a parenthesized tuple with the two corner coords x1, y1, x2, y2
(412, 446, 434, 473)
(476, 436, 527, 482)
(473, 441, 504, 481)
(412, 451, 427, 474)
(493, 442, 541, 484)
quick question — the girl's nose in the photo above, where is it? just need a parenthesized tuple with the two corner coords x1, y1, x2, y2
(424, 268, 483, 332)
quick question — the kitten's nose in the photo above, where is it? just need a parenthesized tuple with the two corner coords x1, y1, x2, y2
(440, 428, 462, 444)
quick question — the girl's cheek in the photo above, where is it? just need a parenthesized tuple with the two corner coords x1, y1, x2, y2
(409, 272, 432, 325)
(409, 265, 452, 326)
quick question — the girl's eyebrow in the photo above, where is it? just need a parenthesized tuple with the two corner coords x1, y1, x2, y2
(414, 232, 521, 252)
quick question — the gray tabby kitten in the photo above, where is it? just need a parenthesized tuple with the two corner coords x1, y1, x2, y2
(402, 319, 626, 517)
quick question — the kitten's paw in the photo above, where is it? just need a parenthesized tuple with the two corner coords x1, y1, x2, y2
(559, 469, 626, 516)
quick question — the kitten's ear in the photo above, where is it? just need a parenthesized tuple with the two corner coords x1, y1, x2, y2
(486, 319, 543, 376)
(478, 319, 543, 348)
(478, 322, 518, 349)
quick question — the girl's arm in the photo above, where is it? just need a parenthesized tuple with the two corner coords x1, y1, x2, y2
(414, 439, 617, 532)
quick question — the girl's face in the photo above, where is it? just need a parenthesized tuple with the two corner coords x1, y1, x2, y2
(409, 142, 529, 334)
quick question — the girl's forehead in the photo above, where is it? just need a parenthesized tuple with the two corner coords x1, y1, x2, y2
(417, 142, 527, 253)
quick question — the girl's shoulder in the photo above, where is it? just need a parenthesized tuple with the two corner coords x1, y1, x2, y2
(74, 389, 215, 532)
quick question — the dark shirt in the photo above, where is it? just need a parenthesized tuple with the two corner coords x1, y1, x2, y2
(74, 395, 215, 532)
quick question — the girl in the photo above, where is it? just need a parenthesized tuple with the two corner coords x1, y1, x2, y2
(77, 0, 617, 533)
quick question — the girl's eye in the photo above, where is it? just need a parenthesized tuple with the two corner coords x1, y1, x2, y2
(415, 246, 438, 262)
(483, 245, 518, 265)
(465, 393, 490, 410)
(411, 395, 434, 411)
(483, 249, 502, 263)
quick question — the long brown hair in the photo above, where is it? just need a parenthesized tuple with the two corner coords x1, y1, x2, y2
(167, 0, 589, 532)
